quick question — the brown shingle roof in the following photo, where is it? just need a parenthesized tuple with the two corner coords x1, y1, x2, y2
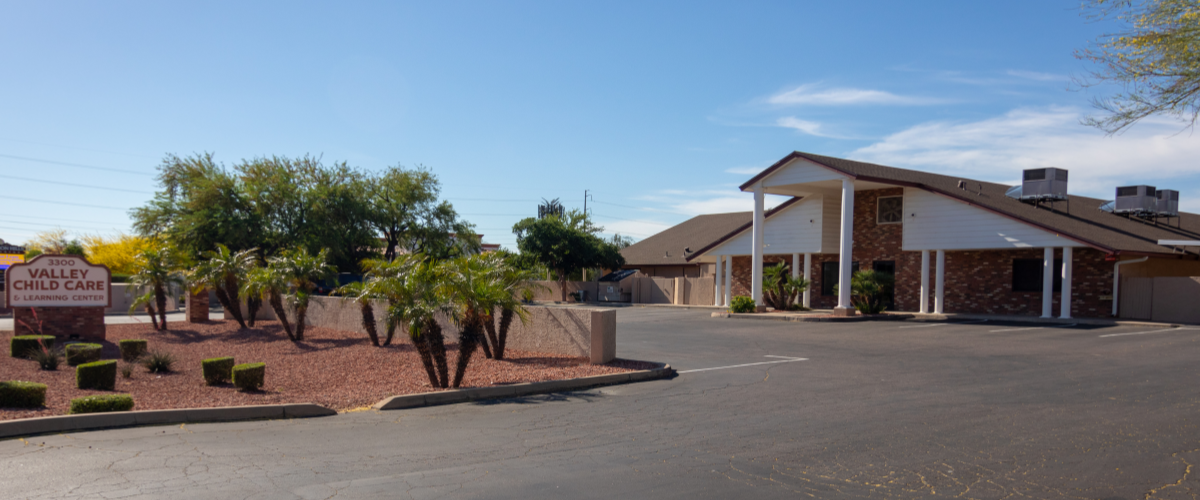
(734, 151, 1200, 257)
(620, 198, 803, 266)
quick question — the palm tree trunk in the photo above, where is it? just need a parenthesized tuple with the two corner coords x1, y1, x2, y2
(213, 287, 247, 329)
(383, 317, 396, 346)
(224, 275, 246, 328)
(480, 312, 496, 359)
(411, 323, 440, 388)
(452, 320, 480, 388)
(424, 318, 450, 388)
(360, 301, 380, 346)
(268, 292, 294, 340)
(558, 270, 567, 301)
(295, 304, 307, 341)
(154, 285, 167, 330)
(145, 303, 160, 330)
(246, 296, 262, 328)
(496, 308, 514, 360)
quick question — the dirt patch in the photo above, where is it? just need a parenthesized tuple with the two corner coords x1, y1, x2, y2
(0, 320, 658, 420)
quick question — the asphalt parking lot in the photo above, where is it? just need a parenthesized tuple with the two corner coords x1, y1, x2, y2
(3, 308, 1200, 499)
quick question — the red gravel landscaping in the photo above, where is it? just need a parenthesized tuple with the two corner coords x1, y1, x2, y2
(0, 320, 658, 421)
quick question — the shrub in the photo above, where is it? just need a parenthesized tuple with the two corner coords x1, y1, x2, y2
(11, 335, 55, 358)
(730, 296, 756, 313)
(118, 339, 148, 362)
(31, 345, 63, 371)
(0, 381, 47, 408)
(76, 360, 118, 390)
(232, 363, 265, 391)
(141, 350, 175, 373)
(850, 270, 895, 315)
(202, 357, 235, 385)
(120, 363, 134, 379)
(69, 394, 134, 414)
(66, 343, 103, 366)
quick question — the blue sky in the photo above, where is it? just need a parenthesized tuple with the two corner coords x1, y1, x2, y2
(3, 1, 1198, 251)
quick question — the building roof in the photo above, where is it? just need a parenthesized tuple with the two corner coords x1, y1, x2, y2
(729, 151, 1200, 258)
(620, 198, 801, 266)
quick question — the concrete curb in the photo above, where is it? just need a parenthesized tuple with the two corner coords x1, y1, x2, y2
(372, 363, 675, 411)
(0, 403, 336, 440)
(711, 312, 912, 323)
(711, 310, 1184, 328)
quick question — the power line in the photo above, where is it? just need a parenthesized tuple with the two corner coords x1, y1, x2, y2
(0, 138, 158, 159)
(0, 174, 154, 194)
(0, 153, 152, 176)
(0, 218, 124, 230)
(450, 197, 538, 203)
(591, 199, 693, 216)
(0, 213, 130, 225)
(6, 195, 131, 211)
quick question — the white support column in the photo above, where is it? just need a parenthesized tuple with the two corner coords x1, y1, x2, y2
(791, 253, 800, 304)
(802, 253, 812, 308)
(1060, 247, 1073, 319)
(1041, 247, 1054, 318)
(934, 250, 945, 314)
(751, 184, 765, 307)
(724, 255, 733, 307)
(714, 257, 723, 306)
(920, 250, 930, 314)
(836, 179, 855, 313)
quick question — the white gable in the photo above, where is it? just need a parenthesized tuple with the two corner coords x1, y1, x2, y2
(760, 158, 850, 188)
(902, 188, 1086, 251)
(705, 195, 824, 256)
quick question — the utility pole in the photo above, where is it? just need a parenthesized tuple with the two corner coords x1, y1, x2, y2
(584, 189, 593, 216)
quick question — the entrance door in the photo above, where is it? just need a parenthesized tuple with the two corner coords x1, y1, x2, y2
(872, 261, 896, 311)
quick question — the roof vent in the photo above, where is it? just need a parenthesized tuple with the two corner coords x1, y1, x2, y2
(1018, 168, 1068, 201)
(1156, 189, 1180, 217)
(1114, 185, 1157, 215)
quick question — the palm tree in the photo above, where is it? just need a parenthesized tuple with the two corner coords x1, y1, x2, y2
(242, 265, 296, 339)
(382, 256, 451, 388)
(442, 254, 505, 388)
(850, 270, 894, 315)
(333, 280, 384, 346)
(270, 248, 334, 341)
(484, 254, 544, 360)
(128, 246, 184, 331)
(191, 245, 258, 329)
(361, 256, 420, 346)
(762, 262, 809, 311)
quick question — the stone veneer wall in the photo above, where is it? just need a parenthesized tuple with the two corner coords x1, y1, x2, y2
(726, 188, 1115, 318)
(12, 306, 106, 340)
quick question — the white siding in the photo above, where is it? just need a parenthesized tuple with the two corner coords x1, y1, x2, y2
(706, 196, 824, 256)
(821, 193, 842, 253)
(761, 158, 850, 188)
(902, 188, 1085, 251)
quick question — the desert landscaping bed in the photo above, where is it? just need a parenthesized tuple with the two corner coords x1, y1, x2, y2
(0, 320, 656, 420)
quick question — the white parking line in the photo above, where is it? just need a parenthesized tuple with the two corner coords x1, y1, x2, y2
(1099, 327, 1200, 338)
(678, 356, 808, 374)
(897, 320, 989, 330)
(989, 323, 1076, 333)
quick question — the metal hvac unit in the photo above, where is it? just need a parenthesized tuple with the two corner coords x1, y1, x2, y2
(1114, 185, 1158, 214)
(1020, 168, 1069, 200)
(1156, 189, 1180, 216)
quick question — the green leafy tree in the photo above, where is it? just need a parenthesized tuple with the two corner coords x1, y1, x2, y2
(512, 209, 625, 301)
(242, 265, 296, 339)
(366, 166, 479, 262)
(128, 246, 184, 330)
(1077, 0, 1200, 132)
(270, 248, 335, 341)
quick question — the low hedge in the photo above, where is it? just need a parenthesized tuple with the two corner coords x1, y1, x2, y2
(11, 335, 55, 358)
(0, 380, 47, 408)
(730, 295, 756, 313)
(202, 357, 235, 385)
(76, 360, 117, 391)
(69, 394, 134, 414)
(66, 343, 103, 366)
(232, 362, 265, 391)
(118, 339, 148, 362)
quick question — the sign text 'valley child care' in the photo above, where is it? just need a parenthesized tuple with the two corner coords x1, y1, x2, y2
(4, 254, 111, 307)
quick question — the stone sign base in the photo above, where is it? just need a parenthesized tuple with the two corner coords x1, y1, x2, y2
(12, 306, 106, 341)
(186, 290, 209, 323)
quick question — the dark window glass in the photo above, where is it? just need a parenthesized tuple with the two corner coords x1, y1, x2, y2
(1012, 258, 1062, 292)
(872, 261, 896, 310)
(877, 197, 903, 224)
(821, 261, 859, 296)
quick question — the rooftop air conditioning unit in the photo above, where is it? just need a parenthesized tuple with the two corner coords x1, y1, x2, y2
(1156, 189, 1180, 216)
(1114, 185, 1157, 214)
(1021, 168, 1068, 200)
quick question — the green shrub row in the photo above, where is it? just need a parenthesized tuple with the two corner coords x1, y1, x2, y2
(66, 343, 103, 366)
(0, 380, 47, 408)
(232, 363, 265, 391)
(69, 394, 134, 414)
(77, 360, 117, 391)
(202, 357, 235, 385)
(11, 336, 55, 359)
(730, 295, 756, 313)
(119, 339, 148, 362)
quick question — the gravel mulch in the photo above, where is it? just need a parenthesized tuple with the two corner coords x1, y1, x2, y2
(0, 320, 658, 420)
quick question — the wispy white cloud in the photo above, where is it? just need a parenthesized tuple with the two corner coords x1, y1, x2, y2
(768, 83, 946, 106)
(1006, 69, 1070, 82)
(849, 107, 1200, 197)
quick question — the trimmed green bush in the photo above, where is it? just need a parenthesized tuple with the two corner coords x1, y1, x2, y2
(11, 335, 55, 358)
(69, 394, 134, 414)
(118, 339, 148, 362)
(66, 343, 103, 366)
(232, 362, 265, 391)
(0, 381, 47, 408)
(202, 357, 235, 385)
(730, 295, 756, 314)
(76, 360, 118, 390)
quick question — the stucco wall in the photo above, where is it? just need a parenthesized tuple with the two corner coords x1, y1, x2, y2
(110, 284, 178, 315)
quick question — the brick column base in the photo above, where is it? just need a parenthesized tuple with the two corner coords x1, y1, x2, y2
(832, 307, 857, 317)
(186, 289, 209, 323)
(12, 306, 106, 341)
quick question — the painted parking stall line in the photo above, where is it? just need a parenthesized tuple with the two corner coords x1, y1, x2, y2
(678, 356, 808, 374)
(989, 323, 1077, 333)
(896, 320, 989, 330)
(1100, 327, 1200, 338)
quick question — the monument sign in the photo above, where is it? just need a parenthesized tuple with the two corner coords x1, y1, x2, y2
(5, 254, 111, 340)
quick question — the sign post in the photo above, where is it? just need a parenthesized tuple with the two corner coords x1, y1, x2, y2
(4, 254, 111, 340)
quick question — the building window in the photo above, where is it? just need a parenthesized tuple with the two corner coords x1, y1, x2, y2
(1012, 258, 1062, 292)
(877, 196, 903, 224)
(821, 261, 859, 296)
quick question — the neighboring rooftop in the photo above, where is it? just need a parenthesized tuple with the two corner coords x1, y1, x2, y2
(620, 198, 801, 266)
